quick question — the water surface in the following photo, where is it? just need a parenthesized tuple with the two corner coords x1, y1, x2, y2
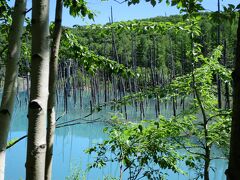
(5, 91, 228, 180)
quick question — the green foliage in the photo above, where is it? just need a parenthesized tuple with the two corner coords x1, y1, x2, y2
(210, 3, 240, 25)
(86, 116, 187, 179)
(65, 165, 87, 180)
(0, 0, 11, 24)
(63, 0, 95, 19)
(127, 0, 204, 14)
(60, 29, 135, 78)
(85, 20, 199, 36)
(86, 99, 231, 178)
(86, 41, 232, 178)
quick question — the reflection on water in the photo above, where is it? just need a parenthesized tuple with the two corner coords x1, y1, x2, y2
(5, 91, 228, 180)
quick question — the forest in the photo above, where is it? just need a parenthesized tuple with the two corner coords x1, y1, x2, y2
(0, 0, 240, 180)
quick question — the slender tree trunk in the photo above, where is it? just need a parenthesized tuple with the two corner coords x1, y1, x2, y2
(131, 35, 138, 112)
(223, 40, 230, 109)
(204, 147, 210, 180)
(26, 0, 50, 179)
(216, 0, 222, 109)
(190, 31, 211, 179)
(227, 14, 240, 180)
(170, 39, 176, 116)
(192, 68, 210, 180)
(0, 1, 26, 179)
(45, 0, 62, 179)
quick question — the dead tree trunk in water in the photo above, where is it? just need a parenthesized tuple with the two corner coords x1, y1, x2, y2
(170, 39, 176, 116)
(131, 34, 138, 112)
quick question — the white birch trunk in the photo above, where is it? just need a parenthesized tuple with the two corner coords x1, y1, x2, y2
(25, 0, 50, 179)
(45, 0, 63, 179)
(0, 1, 26, 179)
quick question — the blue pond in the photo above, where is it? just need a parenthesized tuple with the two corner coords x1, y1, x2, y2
(4, 91, 228, 180)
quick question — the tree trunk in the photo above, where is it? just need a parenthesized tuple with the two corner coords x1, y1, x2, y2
(216, 0, 222, 109)
(45, 0, 62, 179)
(26, 0, 50, 179)
(227, 14, 240, 180)
(204, 147, 210, 180)
(223, 40, 230, 109)
(0, 1, 26, 179)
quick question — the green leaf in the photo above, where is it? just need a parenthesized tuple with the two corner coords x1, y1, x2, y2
(150, 0, 156, 6)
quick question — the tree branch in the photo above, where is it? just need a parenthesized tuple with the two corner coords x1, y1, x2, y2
(6, 135, 27, 149)
(113, 0, 127, 4)
(24, 8, 32, 15)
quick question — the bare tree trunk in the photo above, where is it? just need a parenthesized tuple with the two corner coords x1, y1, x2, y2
(223, 40, 230, 109)
(227, 14, 240, 180)
(216, 0, 222, 109)
(45, 0, 62, 179)
(0, 1, 26, 179)
(170, 39, 176, 116)
(26, 0, 50, 179)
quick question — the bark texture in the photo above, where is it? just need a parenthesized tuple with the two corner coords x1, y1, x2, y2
(45, 0, 63, 179)
(26, 0, 50, 179)
(0, 0, 26, 179)
(227, 15, 240, 180)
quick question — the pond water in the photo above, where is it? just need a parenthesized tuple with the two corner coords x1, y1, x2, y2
(4, 91, 228, 180)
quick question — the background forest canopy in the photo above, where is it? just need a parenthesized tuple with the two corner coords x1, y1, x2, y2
(0, 2, 238, 79)
(0, 0, 240, 180)
(1, 12, 238, 79)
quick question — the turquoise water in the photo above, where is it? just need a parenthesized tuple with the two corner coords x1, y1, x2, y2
(4, 91, 228, 180)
